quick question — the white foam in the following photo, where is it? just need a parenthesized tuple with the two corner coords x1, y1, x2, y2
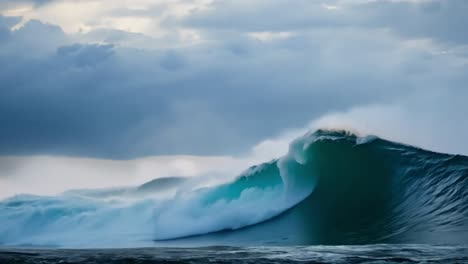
(0, 134, 320, 248)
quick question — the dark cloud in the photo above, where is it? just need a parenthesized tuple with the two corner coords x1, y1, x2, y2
(0, 2, 467, 159)
(160, 51, 185, 71)
(0, 16, 20, 43)
(0, 18, 67, 56)
(56, 43, 114, 67)
(360, 0, 468, 45)
(174, 1, 346, 32)
(179, 0, 468, 45)
(0, 16, 21, 29)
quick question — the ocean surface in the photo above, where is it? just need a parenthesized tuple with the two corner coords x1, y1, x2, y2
(1, 130, 467, 262)
(1, 245, 468, 264)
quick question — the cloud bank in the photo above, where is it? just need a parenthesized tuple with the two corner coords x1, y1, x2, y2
(0, 0, 467, 196)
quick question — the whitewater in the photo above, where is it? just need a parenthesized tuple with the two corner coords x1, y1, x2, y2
(0, 129, 467, 248)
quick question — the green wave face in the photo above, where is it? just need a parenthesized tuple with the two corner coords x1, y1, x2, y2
(173, 130, 468, 246)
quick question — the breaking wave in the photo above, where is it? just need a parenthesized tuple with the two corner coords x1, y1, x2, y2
(1, 130, 467, 248)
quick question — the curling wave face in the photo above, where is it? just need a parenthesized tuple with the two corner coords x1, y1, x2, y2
(0, 130, 467, 248)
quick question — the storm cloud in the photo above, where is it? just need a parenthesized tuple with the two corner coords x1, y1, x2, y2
(180, 0, 468, 45)
(0, 0, 467, 159)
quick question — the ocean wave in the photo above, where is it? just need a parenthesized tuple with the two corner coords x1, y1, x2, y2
(1, 130, 467, 248)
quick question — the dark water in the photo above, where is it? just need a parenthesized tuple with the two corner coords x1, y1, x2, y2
(1, 245, 468, 264)
(154, 130, 468, 246)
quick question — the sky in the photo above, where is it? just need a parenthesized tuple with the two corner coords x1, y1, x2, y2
(1, 0, 467, 196)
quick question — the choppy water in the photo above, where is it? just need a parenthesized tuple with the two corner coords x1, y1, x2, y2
(1, 245, 468, 264)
